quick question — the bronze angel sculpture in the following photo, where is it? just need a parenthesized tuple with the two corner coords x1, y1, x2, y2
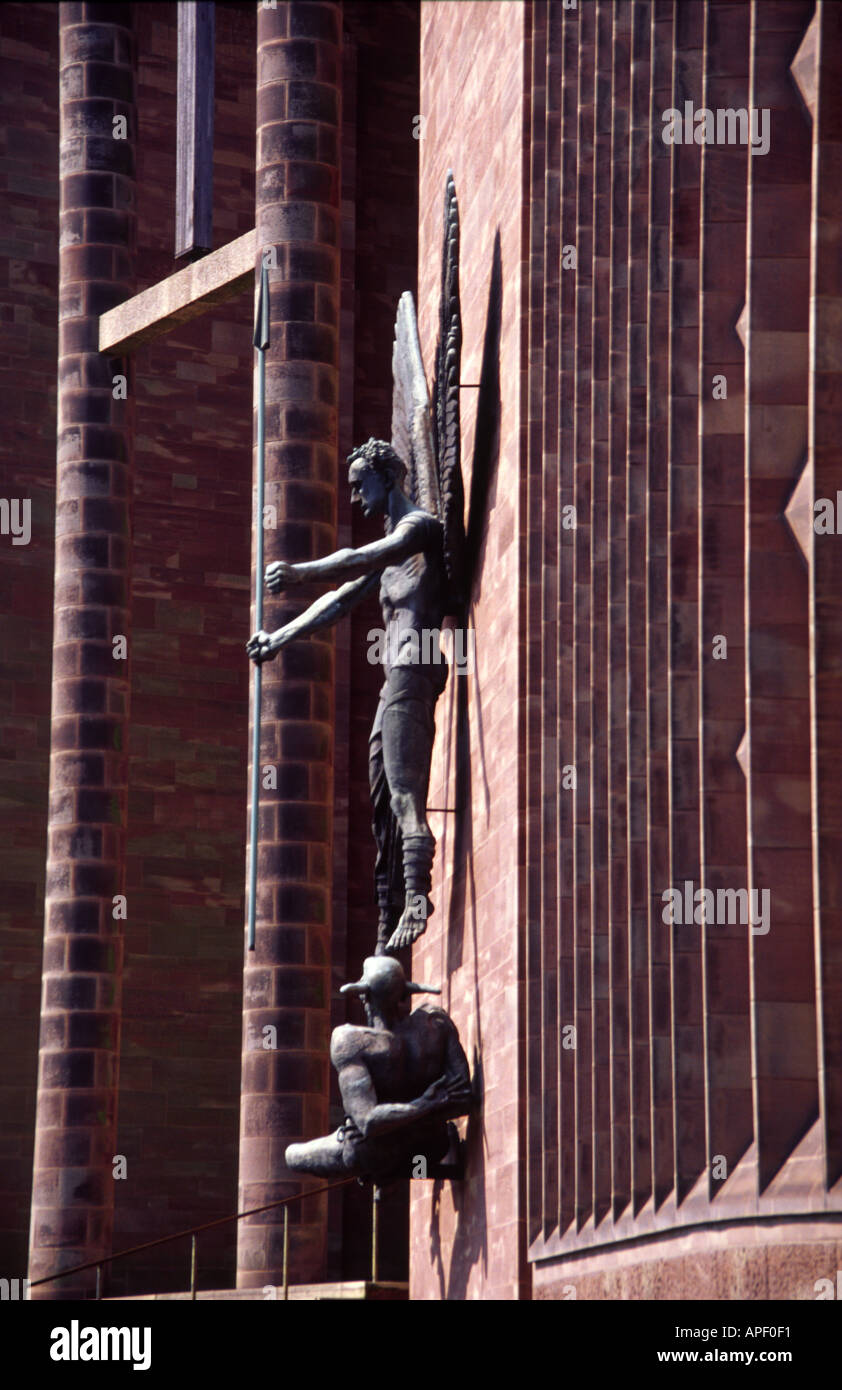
(247, 174, 466, 956)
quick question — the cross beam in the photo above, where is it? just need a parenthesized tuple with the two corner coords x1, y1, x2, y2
(176, 0, 215, 259)
(98, 229, 256, 354)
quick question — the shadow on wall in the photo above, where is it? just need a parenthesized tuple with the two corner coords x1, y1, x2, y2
(430, 229, 502, 1298)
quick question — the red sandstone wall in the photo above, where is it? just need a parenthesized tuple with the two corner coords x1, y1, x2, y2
(0, 0, 257, 1299)
(410, 0, 529, 1302)
(109, 1, 256, 1295)
(519, 0, 842, 1301)
(0, 0, 420, 1294)
(112, 0, 420, 1294)
(0, 0, 58, 1277)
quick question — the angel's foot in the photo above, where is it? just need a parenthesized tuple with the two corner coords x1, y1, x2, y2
(390, 830, 436, 951)
(386, 894, 433, 952)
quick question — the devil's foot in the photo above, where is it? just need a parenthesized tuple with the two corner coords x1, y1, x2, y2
(386, 895, 433, 952)
(285, 1133, 346, 1177)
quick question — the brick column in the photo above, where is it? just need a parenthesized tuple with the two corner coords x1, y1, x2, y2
(237, 0, 341, 1290)
(28, 3, 135, 1299)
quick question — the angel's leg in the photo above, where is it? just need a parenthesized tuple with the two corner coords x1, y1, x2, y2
(380, 668, 446, 952)
(369, 720, 403, 954)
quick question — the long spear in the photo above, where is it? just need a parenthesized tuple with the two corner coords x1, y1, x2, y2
(248, 261, 270, 952)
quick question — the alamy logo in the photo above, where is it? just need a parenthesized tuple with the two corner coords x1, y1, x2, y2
(0, 498, 31, 546)
(662, 880, 770, 935)
(661, 102, 770, 156)
(367, 626, 476, 675)
(50, 1321, 151, 1372)
(0, 1277, 30, 1299)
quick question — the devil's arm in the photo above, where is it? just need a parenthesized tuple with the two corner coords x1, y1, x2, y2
(331, 1023, 471, 1140)
(338, 1061, 428, 1140)
(438, 1019, 473, 1116)
(331, 1027, 440, 1141)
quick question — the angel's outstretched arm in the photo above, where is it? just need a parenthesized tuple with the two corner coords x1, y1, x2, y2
(266, 515, 425, 593)
(247, 570, 380, 664)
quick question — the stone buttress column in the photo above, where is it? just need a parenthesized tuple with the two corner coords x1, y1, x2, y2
(28, 2, 135, 1299)
(237, 0, 341, 1290)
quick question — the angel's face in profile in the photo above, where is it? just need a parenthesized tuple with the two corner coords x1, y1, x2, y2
(348, 461, 389, 518)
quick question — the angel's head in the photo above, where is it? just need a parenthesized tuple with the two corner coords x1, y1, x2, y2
(347, 438, 407, 517)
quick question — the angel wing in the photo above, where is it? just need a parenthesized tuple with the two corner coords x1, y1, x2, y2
(391, 293, 439, 517)
(391, 173, 467, 615)
(432, 171, 466, 616)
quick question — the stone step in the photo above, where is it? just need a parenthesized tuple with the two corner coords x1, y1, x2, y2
(107, 1281, 408, 1302)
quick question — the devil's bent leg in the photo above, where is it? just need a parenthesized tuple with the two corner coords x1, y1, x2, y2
(285, 1131, 349, 1177)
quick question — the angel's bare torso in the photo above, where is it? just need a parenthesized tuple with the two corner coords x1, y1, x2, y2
(378, 510, 447, 677)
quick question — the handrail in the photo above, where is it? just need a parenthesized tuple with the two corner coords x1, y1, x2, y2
(29, 1176, 362, 1298)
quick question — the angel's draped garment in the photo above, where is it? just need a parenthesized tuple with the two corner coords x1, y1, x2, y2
(368, 508, 449, 922)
